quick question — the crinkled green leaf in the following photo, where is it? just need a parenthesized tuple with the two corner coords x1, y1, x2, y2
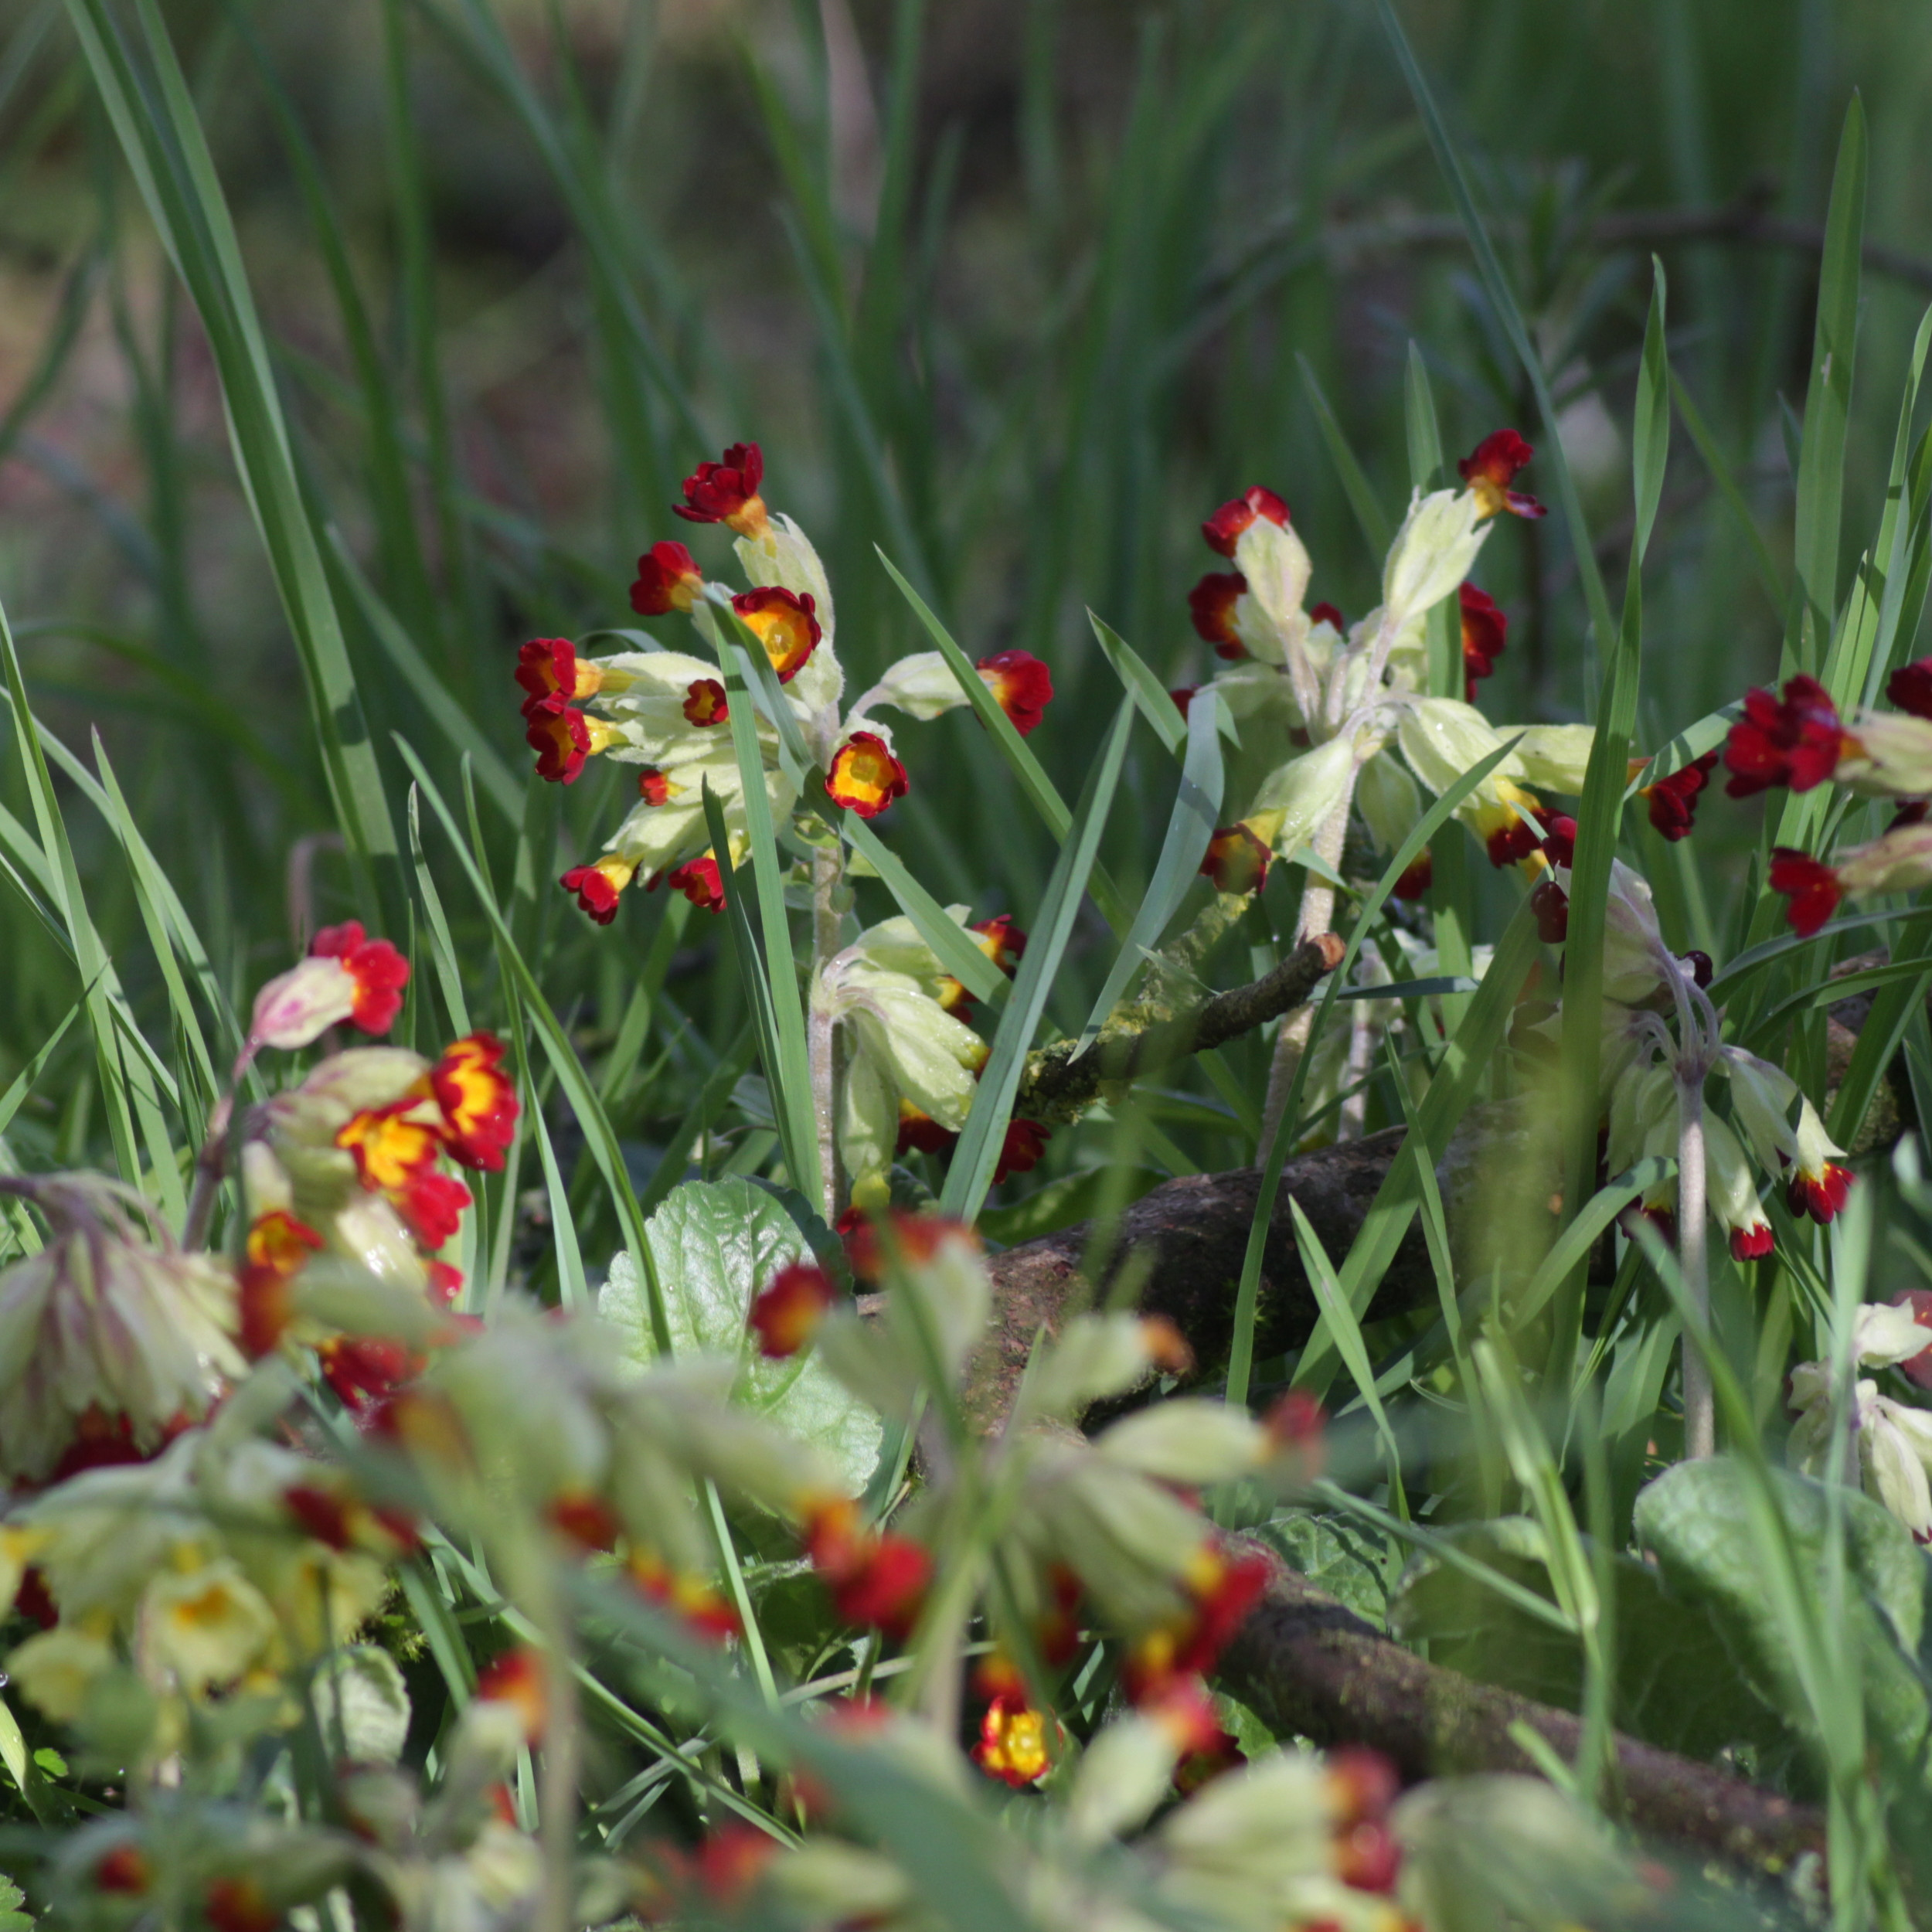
(601, 1178, 882, 1492)
(311, 1645, 412, 1767)
(1251, 1509, 1392, 1631)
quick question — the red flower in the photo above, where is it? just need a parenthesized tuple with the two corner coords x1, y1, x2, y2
(631, 1549, 741, 1641)
(1767, 846, 1842, 937)
(896, 1103, 957, 1156)
(549, 1492, 621, 1553)
(1888, 656, 1932, 720)
(749, 1261, 836, 1359)
(204, 1878, 278, 1932)
(475, 1648, 547, 1743)
(638, 767, 673, 807)
(526, 704, 590, 784)
(429, 1031, 519, 1172)
(1169, 683, 1199, 715)
(1485, 816, 1541, 868)
(972, 914, 1027, 975)
(1730, 1224, 1775, 1262)
(660, 854, 726, 913)
(318, 1335, 421, 1413)
(336, 1103, 444, 1194)
(1788, 1163, 1853, 1225)
(826, 733, 910, 818)
(995, 1118, 1049, 1182)
(630, 539, 704, 616)
(801, 1498, 930, 1638)
(560, 857, 631, 925)
(1392, 851, 1433, 901)
(732, 586, 820, 681)
(308, 922, 410, 1034)
(95, 1845, 150, 1895)
(1459, 583, 1507, 699)
(1265, 1388, 1326, 1461)
(1188, 571, 1248, 658)
(1202, 485, 1289, 558)
(240, 1211, 323, 1359)
(977, 649, 1054, 736)
(1889, 1291, 1932, 1389)
(1125, 1543, 1271, 1703)
(398, 1170, 473, 1247)
(1200, 823, 1270, 895)
(673, 441, 768, 536)
(1723, 675, 1849, 797)
(1458, 429, 1546, 519)
(427, 1260, 464, 1306)
(683, 677, 730, 726)
(687, 1822, 777, 1903)
(1530, 878, 1569, 944)
(1310, 600, 1345, 631)
(1541, 815, 1577, 869)
(972, 1689, 1050, 1787)
(1641, 750, 1719, 841)
(515, 637, 600, 713)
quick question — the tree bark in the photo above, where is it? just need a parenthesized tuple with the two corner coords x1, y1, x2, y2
(1216, 1543, 1825, 1879)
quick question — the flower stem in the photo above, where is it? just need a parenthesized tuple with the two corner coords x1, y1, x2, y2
(809, 842, 847, 1224)
(1676, 1071, 1714, 1460)
(1260, 790, 1352, 1156)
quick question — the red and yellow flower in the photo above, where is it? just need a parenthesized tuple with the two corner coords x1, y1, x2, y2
(429, 1031, 518, 1172)
(1199, 822, 1271, 896)
(826, 732, 909, 818)
(630, 539, 705, 615)
(800, 1495, 931, 1638)
(1188, 570, 1249, 658)
(560, 856, 635, 926)
(1636, 749, 1718, 841)
(1459, 581, 1507, 699)
(731, 586, 821, 682)
(682, 677, 729, 726)
(1723, 673, 1852, 797)
(1458, 428, 1546, 520)
(976, 649, 1054, 736)
(672, 440, 769, 537)
(748, 1261, 836, 1359)
(1202, 485, 1290, 558)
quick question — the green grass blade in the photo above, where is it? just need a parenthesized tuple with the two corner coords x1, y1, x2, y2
(841, 813, 1005, 1006)
(1668, 371, 1787, 611)
(1298, 353, 1392, 556)
(940, 699, 1133, 1223)
(1630, 257, 1672, 565)
(1078, 689, 1225, 1046)
(1087, 611, 1187, 758)
(0, 995, 85, 1140)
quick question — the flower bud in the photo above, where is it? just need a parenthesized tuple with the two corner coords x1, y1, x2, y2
(1249, 737, 1357, 858)
(1512, 723, 1595, 794)
(1355, 752, 1420, 857)
(855, 650, 971, 722)
(1382, 488, 1488, 628)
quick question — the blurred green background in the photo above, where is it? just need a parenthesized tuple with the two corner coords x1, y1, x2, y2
(2, 0, 1928, 1222)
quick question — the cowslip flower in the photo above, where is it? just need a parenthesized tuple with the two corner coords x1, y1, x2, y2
(247, 922, 409, 1055)
(799, 1495, 932, 1638)
(845, 647, 1057, 740)
(748, 1261, 836, 1359)
(673, 440, 769, 536)
(1200, 822, 1272, 895)
(0, 1178, 243, 1483)
(1459, 582, 1506, 699)
(1457, 429, 1546, 520)
(1788, 1301, 1932, 1539)
(825, 730, 909, 818)
(1635, 749, 1718, 841)
(630, 539, 705, 615)
(1723, 674, 1852, 796)
(1768, 822, 1932, 937)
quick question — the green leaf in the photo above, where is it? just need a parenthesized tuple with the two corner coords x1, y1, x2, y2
(1087, 611, 1187, 759)
(1298, 354, 1393, 556)
(1631, 257, 1672, 566)
(311, 1646, 413, 1765)
(602, 1178, 882, 1492)
(1393, 1517, 1802, 1786)
(1251, 1508, 1391, 1631)
(1635, 1457, 1930, 1775)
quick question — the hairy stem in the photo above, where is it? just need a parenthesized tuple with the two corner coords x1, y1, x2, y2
(1676, 1073, 1714, 1460)
(1260, 790, 1353, 1156)
(809, 842, 846, 1224)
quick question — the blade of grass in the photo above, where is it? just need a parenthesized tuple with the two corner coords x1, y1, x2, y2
(841, 812, 1005, 1006)
(1668, 370, 1787, 610)
(1087, 611, 1188, 759)
(1298, 353, 1392, 556)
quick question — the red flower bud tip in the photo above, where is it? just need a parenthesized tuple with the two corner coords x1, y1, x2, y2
(1889, 1291, 1932, 1389)
(1188, 570, 1249, 658)
(240, 1209, 323, 1359)
(1681, 949, 1713, 988)
(1202, 485, 1290, 558)
(672, 441, 768, 537)
(1539, 815, 1577, 870)
(1767, 846, 1842, 937)
(1485, 815, 1542, 869)
(896, 1100, 957, 1155)
(1391, 850, 1433, 901)
(973, 1690, 1050, 1787)
(475, 1647, 548, 1743)
(1458, 429, 1546, 519)
(691, 1823, 778, 1903)
(399, 1169, 473, 1247)
(1889, 656, 1932, 720)
(977, 649, 1055, 736)
(1730, 1223, 1775, 1263)
(95, 1845, 150, 1895)
(1787, 1162, 1852, 1226)
(749, 1260, 836, 1358)
(1459, 582, 1508, 699)
(650, 853, 726, 913)
(630, 539, 705, 616)
(630, 1549, 741, 1641)
(1310, 600, 1345, 631)
(318, 1334, 422, 1412)
(430, 1031, 519, 1172)
(826, 732, 910, 818)
(835, 1207, 976, 1283)
(525, 704, 617, 784)
(801, 1497, 932, 1638)
(1326, 1743, 1402, 1825)
(994, 1117, 1050, 1182)
(682, 676, 730, 726)
(1169, 683, 1199, 716)
(427, 1260, 464, 1306)
(1723, 674, 1851, 797)
(336, 1103, 444, 1194)
(309, 921, 410, 1034)
(1265, 1389, 1325, 1469)
(731, 585, 820, 681)
(547, 1491, 621, 1553)
(969, 913, 1027, 976)
(515, 637, 601, 713)
(638, 767, 675, 806)
(1530, 878, 1565, 945)
(1335, 1818, 1403, 1894)
(1640, 750, 1719, 841)
(1200, 822, 1271, 895)
(204, 1878, 278, 1932)
(560, 855, 635, 925)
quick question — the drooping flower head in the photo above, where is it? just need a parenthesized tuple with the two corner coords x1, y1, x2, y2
(1638, 750, 1719, 841)
(1888, 655, 1932, 720)
(248, 923, 410, 1054)
(630, 541, 705, 616)
(976, 650, 1054, 736)
(749, 1262, 837, 1359)
(1202, 486, 1289, 559)
(673, 441, 768, 538)
(1199, 823, 1271, 896)
(1459, 581, 1507, 699)
(560, 857, 634, 927)
(1723, 674, 1851, 797)
(1189, 571, 1250, 658)
(1458, 430, 1546, 520)
(515, 638, 603, 712)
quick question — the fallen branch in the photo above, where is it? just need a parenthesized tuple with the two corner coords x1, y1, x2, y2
(1216, 1545, 1824, 1877)
(1015, 933, 1345, 1124)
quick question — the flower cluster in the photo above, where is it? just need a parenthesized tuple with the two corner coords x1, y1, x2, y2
(519, 442, 1053, 926)
(245, 920, 410, 1059)
(1723, 661, 1932, 934)
(1179, 433, 1604, 900)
